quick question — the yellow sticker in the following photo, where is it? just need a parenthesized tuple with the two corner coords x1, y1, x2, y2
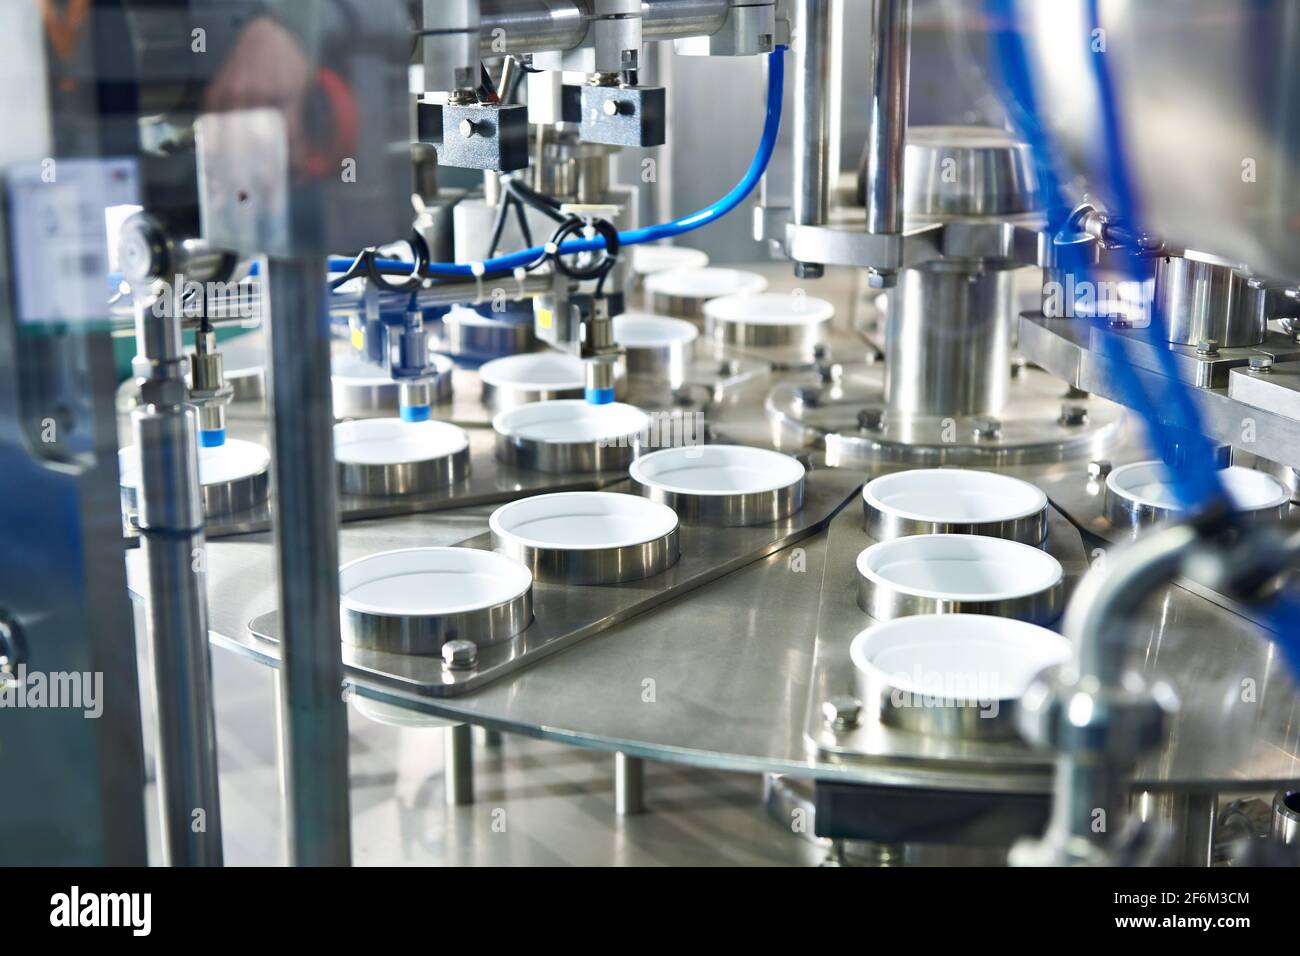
(351, 327, 365, 351)
(536, 308, 553, 330)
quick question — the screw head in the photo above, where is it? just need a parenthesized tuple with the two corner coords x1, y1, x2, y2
(441, 639, 478, 670)
(972, 417, 1002, 440)
(822, 696, 862, 731)
(794, 385, 821, 407)
(1059, 403, 1089, 427)
(1248, 355, 1275, 373)
(857, 407, 885, 432)
(1196, 338, 1220, 357)
(1087, 459, 1113, 480)
(458, 119, 477, 138)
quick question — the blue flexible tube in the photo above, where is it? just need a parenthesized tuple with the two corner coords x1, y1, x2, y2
(985, 0, 1225, 513)
(328, 46, 787, 280)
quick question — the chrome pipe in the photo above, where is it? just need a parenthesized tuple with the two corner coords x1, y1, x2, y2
(865, 0, 912, 236)
(263, 257, 353, 867)
(130, 291, 223, 867)
(792, 0, 832, 229)
(615, 752, 646, 815)
(445, 724, 475, 806)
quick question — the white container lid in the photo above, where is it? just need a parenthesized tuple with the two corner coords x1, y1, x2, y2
(631, 245, 710, 276)
(490, 491, 678, 550)
(703, 291, 835, 327)
(479, 351, 586, 390)
(630, 444, 804, 496)
(119, 438, 269, 488)
(850, 613, 1071, 699)
(856, 534, 1063, 602)
(863, 468, 1047, 524)
(1106, 461, 1289, 513)
(643, 267, 768, 300)
(334, 418, 469, 466)
(339, 547, 531, 616)
(613, 312, 700, 348)
(493, 400, 649, 444)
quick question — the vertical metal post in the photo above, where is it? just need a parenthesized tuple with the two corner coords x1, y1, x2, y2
(264, 256, 352, 866)
(865, 0, 912, 236)
(132, 287, 224, 866)
(444, 724, 475, 806)
(792, 0, 832, 229)
(615, 752, 645, 815)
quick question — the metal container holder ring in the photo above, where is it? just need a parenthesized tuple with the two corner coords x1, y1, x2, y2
(862, 468, 1049, 545)
(489, 491, 680, 585)
(333, 418, 471, 497)
(339, 547, 533, 656)
(629, 444, 806, 527)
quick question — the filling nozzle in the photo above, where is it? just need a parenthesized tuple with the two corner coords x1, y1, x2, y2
(394, 306, 436, 421)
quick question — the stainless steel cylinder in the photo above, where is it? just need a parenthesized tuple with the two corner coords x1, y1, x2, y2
(444, 724, 475, 806)
(615, 753, 646, 815)
(792, 0, 832, 230)
(884, 263, 1014, 417)
(1155, 255, 1268, 348)
(865, 0, 912, 235)
(1271, 790, 1300, 848)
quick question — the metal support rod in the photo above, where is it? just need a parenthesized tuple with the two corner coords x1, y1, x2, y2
(614, 752, 645, 815)
(792, 0, 831, 229)
(444, 724, 475, 806)
(864, 0, 912, 235)
(131, 288, 223, 866)
(263, 257, 352, 866)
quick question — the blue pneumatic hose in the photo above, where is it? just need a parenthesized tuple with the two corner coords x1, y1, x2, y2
(329, 46, 787, 281)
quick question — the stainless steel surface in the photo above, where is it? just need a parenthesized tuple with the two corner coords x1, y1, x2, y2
(884, 264, 1014, 417)
(263, 257, 352, 867)
(854, 535, 1066, 625)
(791, 0, 832, 233)
(433, 308, 535, 360)
(240, 470, 861, 698)
(491, 498, 682, 586)
(864, 0, 912, 237)
(1155, 255, 1269, 349)
(615, 753, 647, 815)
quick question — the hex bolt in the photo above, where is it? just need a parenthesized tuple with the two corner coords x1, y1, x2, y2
(972, 417, 1002, 440)
(458, 119, 478, 139)
(822, 696, 862, 731)
(1248, 355, 1275, 374)
(1059, 403, 1089, 427)
(857, 407, 885, 432)
(1087, 459, 1113, 481)
(442, 639, 478, 670)
(1196, 339, 1220, 358)
(794, 385, 821, 408)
